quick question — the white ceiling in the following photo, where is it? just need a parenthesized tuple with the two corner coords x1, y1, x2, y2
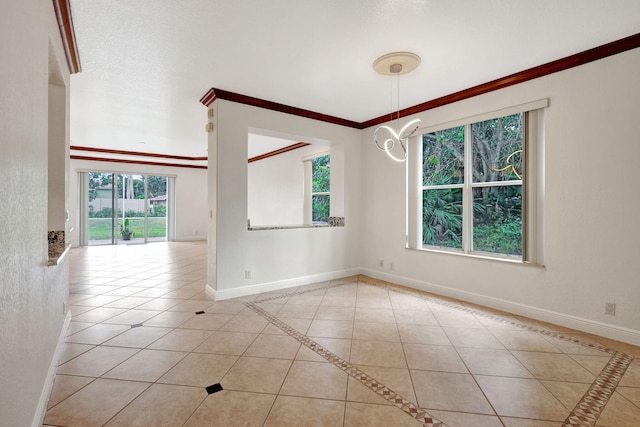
(68, 0, 640, 157)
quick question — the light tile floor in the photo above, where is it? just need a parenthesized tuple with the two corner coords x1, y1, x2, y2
(44, 241, 640, 426)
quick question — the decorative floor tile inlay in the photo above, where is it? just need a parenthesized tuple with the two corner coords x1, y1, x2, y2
(205, 383, 224, 395)
(562, 351, 632, 427)
(246, 301, 444, 427)
(248, 281, 448, 426)
(247, 277, 635, 427)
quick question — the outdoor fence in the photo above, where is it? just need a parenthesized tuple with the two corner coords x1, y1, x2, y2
(89, 198, 148, 213)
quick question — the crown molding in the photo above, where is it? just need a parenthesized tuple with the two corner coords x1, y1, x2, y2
(52, 0, 81, 74)
(199, 88, 362, 129)
(200, 32, 640, 130)
(248, 142, 311, 163)
(70, 146, 208, 169)
(199, 88, 218, 106)
(70, 155, 207, 169)
(362, 32, 640, 128)
(71, 146, 207, 161)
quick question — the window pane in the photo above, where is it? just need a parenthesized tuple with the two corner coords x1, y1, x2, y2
(422, 126, 464, 186)
(471, 113, 523, 183)
(312, 155, 330, 192)
(87, 172, 115, 245)
(312, 194, 330, 223)
(147, 175, 168, 242)
(423, 188, 462, 249)
(472, 186, 522, 256)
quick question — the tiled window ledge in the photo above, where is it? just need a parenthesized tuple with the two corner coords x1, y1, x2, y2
(48, 243, 72, 266)
(248, 216, 345, 231)
(48, 230, 70, 266)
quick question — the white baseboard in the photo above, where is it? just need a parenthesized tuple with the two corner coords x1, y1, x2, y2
(33, 309, 71, 427)
(175, 236, 206, 242)
(213, 268, 361, 301)
(206, 265, 640, 346)
(360, 268, 640, 347)
(205, 284, 216, 300)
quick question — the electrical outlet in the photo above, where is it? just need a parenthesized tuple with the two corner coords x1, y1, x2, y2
(244, 270, 252, 279)
(378, 260, 384, 268)
(604, 302, 616, 316)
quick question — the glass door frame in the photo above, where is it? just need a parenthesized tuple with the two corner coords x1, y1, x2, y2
(78, 170, 175, 246)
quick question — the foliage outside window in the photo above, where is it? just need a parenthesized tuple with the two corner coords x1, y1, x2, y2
(311, 155, 330, 223)
(88, 173, 167, 210)
(422, 113, 524, 257)
(85, 172, 169, 241)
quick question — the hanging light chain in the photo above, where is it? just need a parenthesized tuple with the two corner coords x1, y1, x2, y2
(372, 52, 422, 162)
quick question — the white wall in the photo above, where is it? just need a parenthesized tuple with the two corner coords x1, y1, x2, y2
(248, 141, 328, 226)
(209, 100, 361, 297)
(360, 48, 640, 344)
(68, 159, 208, 244)
(0, 1, 71, 425)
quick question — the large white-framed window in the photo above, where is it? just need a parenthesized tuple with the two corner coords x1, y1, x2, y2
(303, 152, 330, 224)
(407, 100, 546, 263)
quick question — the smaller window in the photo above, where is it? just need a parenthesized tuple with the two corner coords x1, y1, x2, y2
(311, 155, 330, 223)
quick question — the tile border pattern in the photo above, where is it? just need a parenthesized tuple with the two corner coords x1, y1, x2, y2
(247, 277, 635, 427)
(246, 301, 444, 427)
(563, 351, 632, 427)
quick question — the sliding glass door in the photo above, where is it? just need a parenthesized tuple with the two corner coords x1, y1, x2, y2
(87, 172, 117, 245)
(144, 175, 168, 243)
(84, 172, 169, 246)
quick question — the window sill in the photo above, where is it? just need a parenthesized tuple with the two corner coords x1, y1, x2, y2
(249, 224, 330, 231)
(48, 243, 72, 266)
(408, 245, 545, 268)
(248, 217, 344, 231)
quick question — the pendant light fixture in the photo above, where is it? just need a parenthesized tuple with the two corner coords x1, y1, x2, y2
(373, 52, 422, 162)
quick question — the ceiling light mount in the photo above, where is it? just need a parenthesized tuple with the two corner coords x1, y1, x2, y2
(372, 52, 421, 76)
(372, 52, 422, 162)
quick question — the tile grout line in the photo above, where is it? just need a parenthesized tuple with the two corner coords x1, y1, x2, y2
(368, 279, 622, 356)
(245, 300, 446, 427)
(251, 280, 353, 304)
(383, 286, 435, 424)
(254, 277, 637, 427)
(60, 258, 635, 427)
(362, 278, 636, 427)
